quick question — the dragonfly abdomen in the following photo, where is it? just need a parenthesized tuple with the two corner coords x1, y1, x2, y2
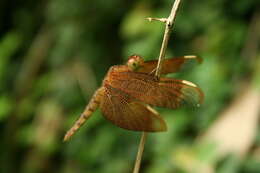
(63, 88, 104, 141)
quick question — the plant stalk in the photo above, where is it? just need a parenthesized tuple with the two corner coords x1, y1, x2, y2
(132, 0, 182, 172)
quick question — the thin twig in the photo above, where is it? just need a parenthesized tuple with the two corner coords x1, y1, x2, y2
(133, 132, 147, 173)
(133, 0, 182, 173)
(154, 0, 181, 77)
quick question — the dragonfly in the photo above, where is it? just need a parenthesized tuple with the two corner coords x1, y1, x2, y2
(64, 55, 204, 141)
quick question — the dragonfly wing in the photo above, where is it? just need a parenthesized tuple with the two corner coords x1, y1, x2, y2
(109, 71, 204, 109)
(100, 85, 167, 132)
(137, 56, 202, 74)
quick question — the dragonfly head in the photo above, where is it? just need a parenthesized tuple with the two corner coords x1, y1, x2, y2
(127, 55, 144, 71)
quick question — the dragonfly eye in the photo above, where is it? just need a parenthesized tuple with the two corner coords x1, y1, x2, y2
(127, 55, 144, 71)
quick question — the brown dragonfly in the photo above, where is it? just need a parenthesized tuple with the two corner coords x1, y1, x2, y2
(64, 55, 204, 141)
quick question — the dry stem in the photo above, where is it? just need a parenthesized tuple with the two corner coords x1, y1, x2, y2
(154, 0, 181, 77)
(133, 132, 147, 173)
(133, 0, 182, 173)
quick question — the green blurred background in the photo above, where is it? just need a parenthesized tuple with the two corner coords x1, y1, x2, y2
(0, 0, 260, 172)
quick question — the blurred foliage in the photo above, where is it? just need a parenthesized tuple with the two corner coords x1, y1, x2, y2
(0, 0, 259, 173)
